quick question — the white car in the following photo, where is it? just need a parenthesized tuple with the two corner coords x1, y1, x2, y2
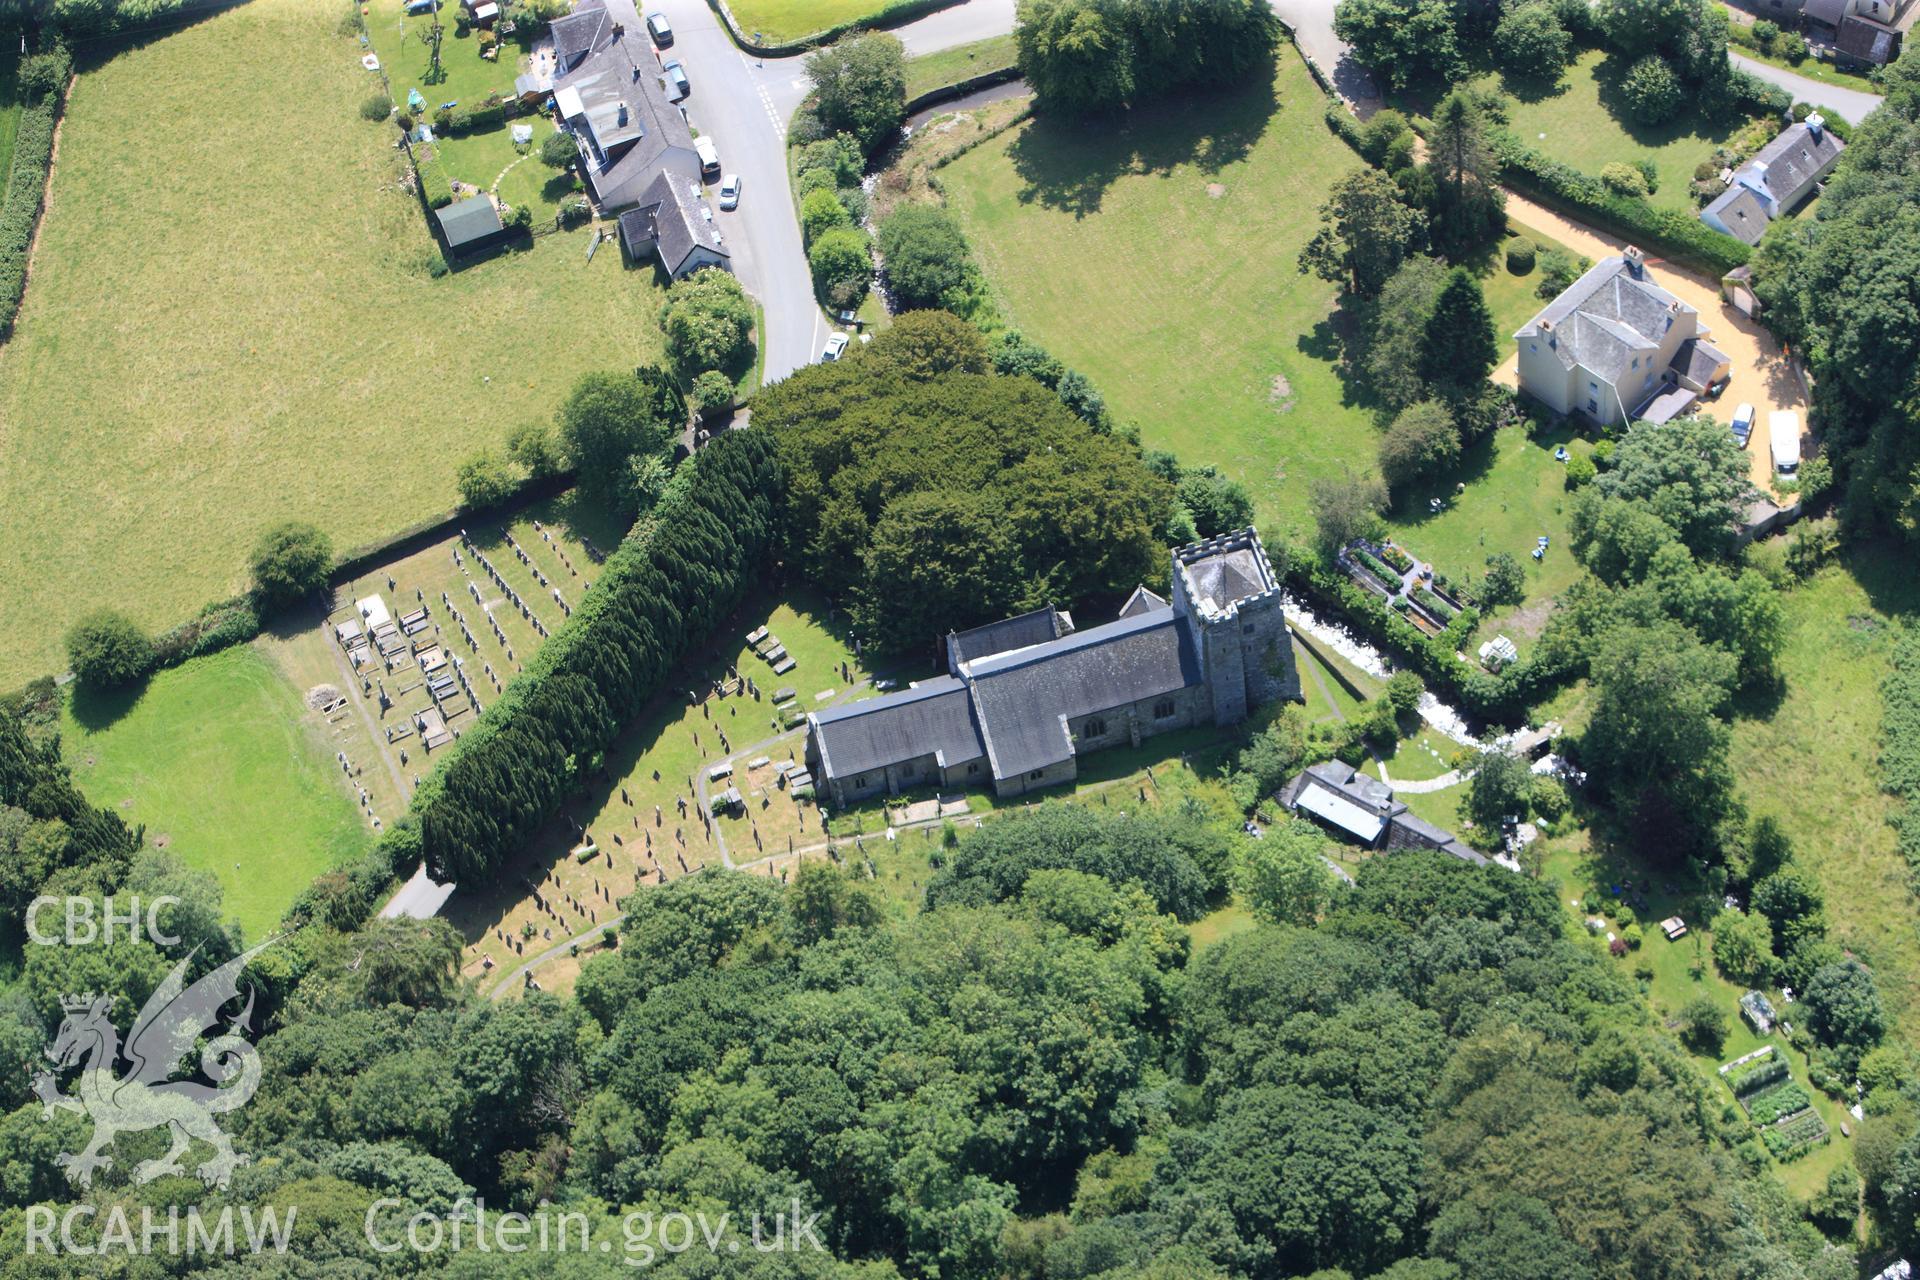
(821, 332, 850, 362)
(1730, 402, 1755, 447)
(694, 136, 720, 179)
(717, 173, 741, 210)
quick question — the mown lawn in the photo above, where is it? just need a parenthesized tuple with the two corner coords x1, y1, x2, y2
(1732, 545, 1920, 1040)
(0, 0, 666, 686)
(362, 0, 528, 110)
(905, 34, 1017, 100)
(728, 0, 935, 43)
(1487, 48, 1739, 212)
(60, 647, 370, 941)
(1382, 421, 1592, 646)
(0, 50, 20, 192)
(434, 122, 577, 219)
(939, 48, 1374, 545)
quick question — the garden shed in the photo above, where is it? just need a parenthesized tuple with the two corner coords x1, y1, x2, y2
(435, 195, 508, 258)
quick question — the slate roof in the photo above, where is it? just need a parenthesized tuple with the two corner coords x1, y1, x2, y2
(965, 608, 1203, 778)
(1749, 120, 1846, 209)
(1669, 337, 1730, 388)
(549, 0, 609, 69)
(618, 170, 727, 275)
(1701, 183, 1771, 245)
(1118, 586, 1169, 619)
(1805, 0, 1848, 25)
(809, 677, 985, 778)
(947, 606, 1068, 670)
(435, 195, 503, 251)
(1839, 14, 1899, 63)
(553, 24, 698, 210)
(1516, 256, 1691, 384)
(1182, 546, 1271, 615)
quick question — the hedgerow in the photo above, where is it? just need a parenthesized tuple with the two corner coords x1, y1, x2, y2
(1490, 129, 1750, 277)
(0, 99, 59, 339)
(414, 432, 781, 883)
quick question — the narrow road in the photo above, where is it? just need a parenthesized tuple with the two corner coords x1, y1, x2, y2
(1728, 50, 1883, 123)
(643, 0, 827, 380)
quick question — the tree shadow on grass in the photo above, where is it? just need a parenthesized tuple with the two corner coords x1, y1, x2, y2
(1296, 311, 1382, 416)
(68, 679, 148, 735)
(1383, 425, 1512, 531)
(1591, 53, 1740, 151)
(1840, 539, 1920, 621)
(1006, 56, 1280, 217)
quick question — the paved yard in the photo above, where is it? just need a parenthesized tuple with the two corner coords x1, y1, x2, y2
(1496, 193, 1805, 497)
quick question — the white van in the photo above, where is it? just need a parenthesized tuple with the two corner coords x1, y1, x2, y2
(1769, 411, 1801, 477)
(694, 136, 720, 180)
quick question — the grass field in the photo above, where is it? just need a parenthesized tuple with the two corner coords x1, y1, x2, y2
(1480, 49, 1739, 212)
(904, 34, 1017, 100)
(939, 49, 1371, 545)
(0, 0, 666, 687)
(1732, 545, 1920, 1040)
(59, 647, 370, 940)
(728, 0, 948, 43)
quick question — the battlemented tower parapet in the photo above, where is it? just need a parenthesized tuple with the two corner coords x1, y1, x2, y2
(1169, 527, 1301, 725)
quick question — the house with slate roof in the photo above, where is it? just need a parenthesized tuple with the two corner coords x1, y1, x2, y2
(806, 529, 1301, 807)
(549, 0, 702, 217)
(617, 170, 730, 279)
(1276, 760, 1488, 865)
(1514, 247, 1731, 428)
(1700, 115, 1845, 246)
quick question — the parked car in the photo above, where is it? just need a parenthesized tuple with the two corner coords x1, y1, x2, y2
(717, 173, 741, 209)
(694, 136, 721, 179)
(1730, 402, 1755, 448)
(662, 59, 690, 101)
(646, 12, 673, 45)
(821, 332, 850, 362)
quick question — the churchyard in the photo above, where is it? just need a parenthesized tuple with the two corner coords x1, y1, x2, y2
(0, 0, 666, 687)
(448, 591, 880, 996)
(261, 491, 618, 833)
(58, 647, 372, 940)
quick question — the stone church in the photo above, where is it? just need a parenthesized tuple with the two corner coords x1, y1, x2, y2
(806, 529, 1300, 807)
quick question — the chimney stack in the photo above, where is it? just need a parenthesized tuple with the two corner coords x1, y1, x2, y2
(1806, 113, 1825, 141)
(1623, 245, 1645, 279)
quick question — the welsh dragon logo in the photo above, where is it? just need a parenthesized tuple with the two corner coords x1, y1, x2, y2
(32, 940, 274, 1190)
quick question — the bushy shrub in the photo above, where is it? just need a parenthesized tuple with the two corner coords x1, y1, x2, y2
(360, 93, 393, 122)
(1751, 19, 1779, 49)
(539, 130, 577, 168)
(17, 47, 72, 103)
(808, 226, 873, 309)
(457, 449, 519, 510)
(1506, 237, 1537, 273)
(1620, 54, 1684, 125)
(691, 369, 736, 418)
(800, 188, 853, 248)
(660, 268, 756, 377)
(878, 205, 973, 310)
(249, 522, 334, 610)
(65, 611, 156, 688)
(1775, 31, 1807, 62)
(1564, 452, 1597, 489)
(1600, 162, 1646, 196)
